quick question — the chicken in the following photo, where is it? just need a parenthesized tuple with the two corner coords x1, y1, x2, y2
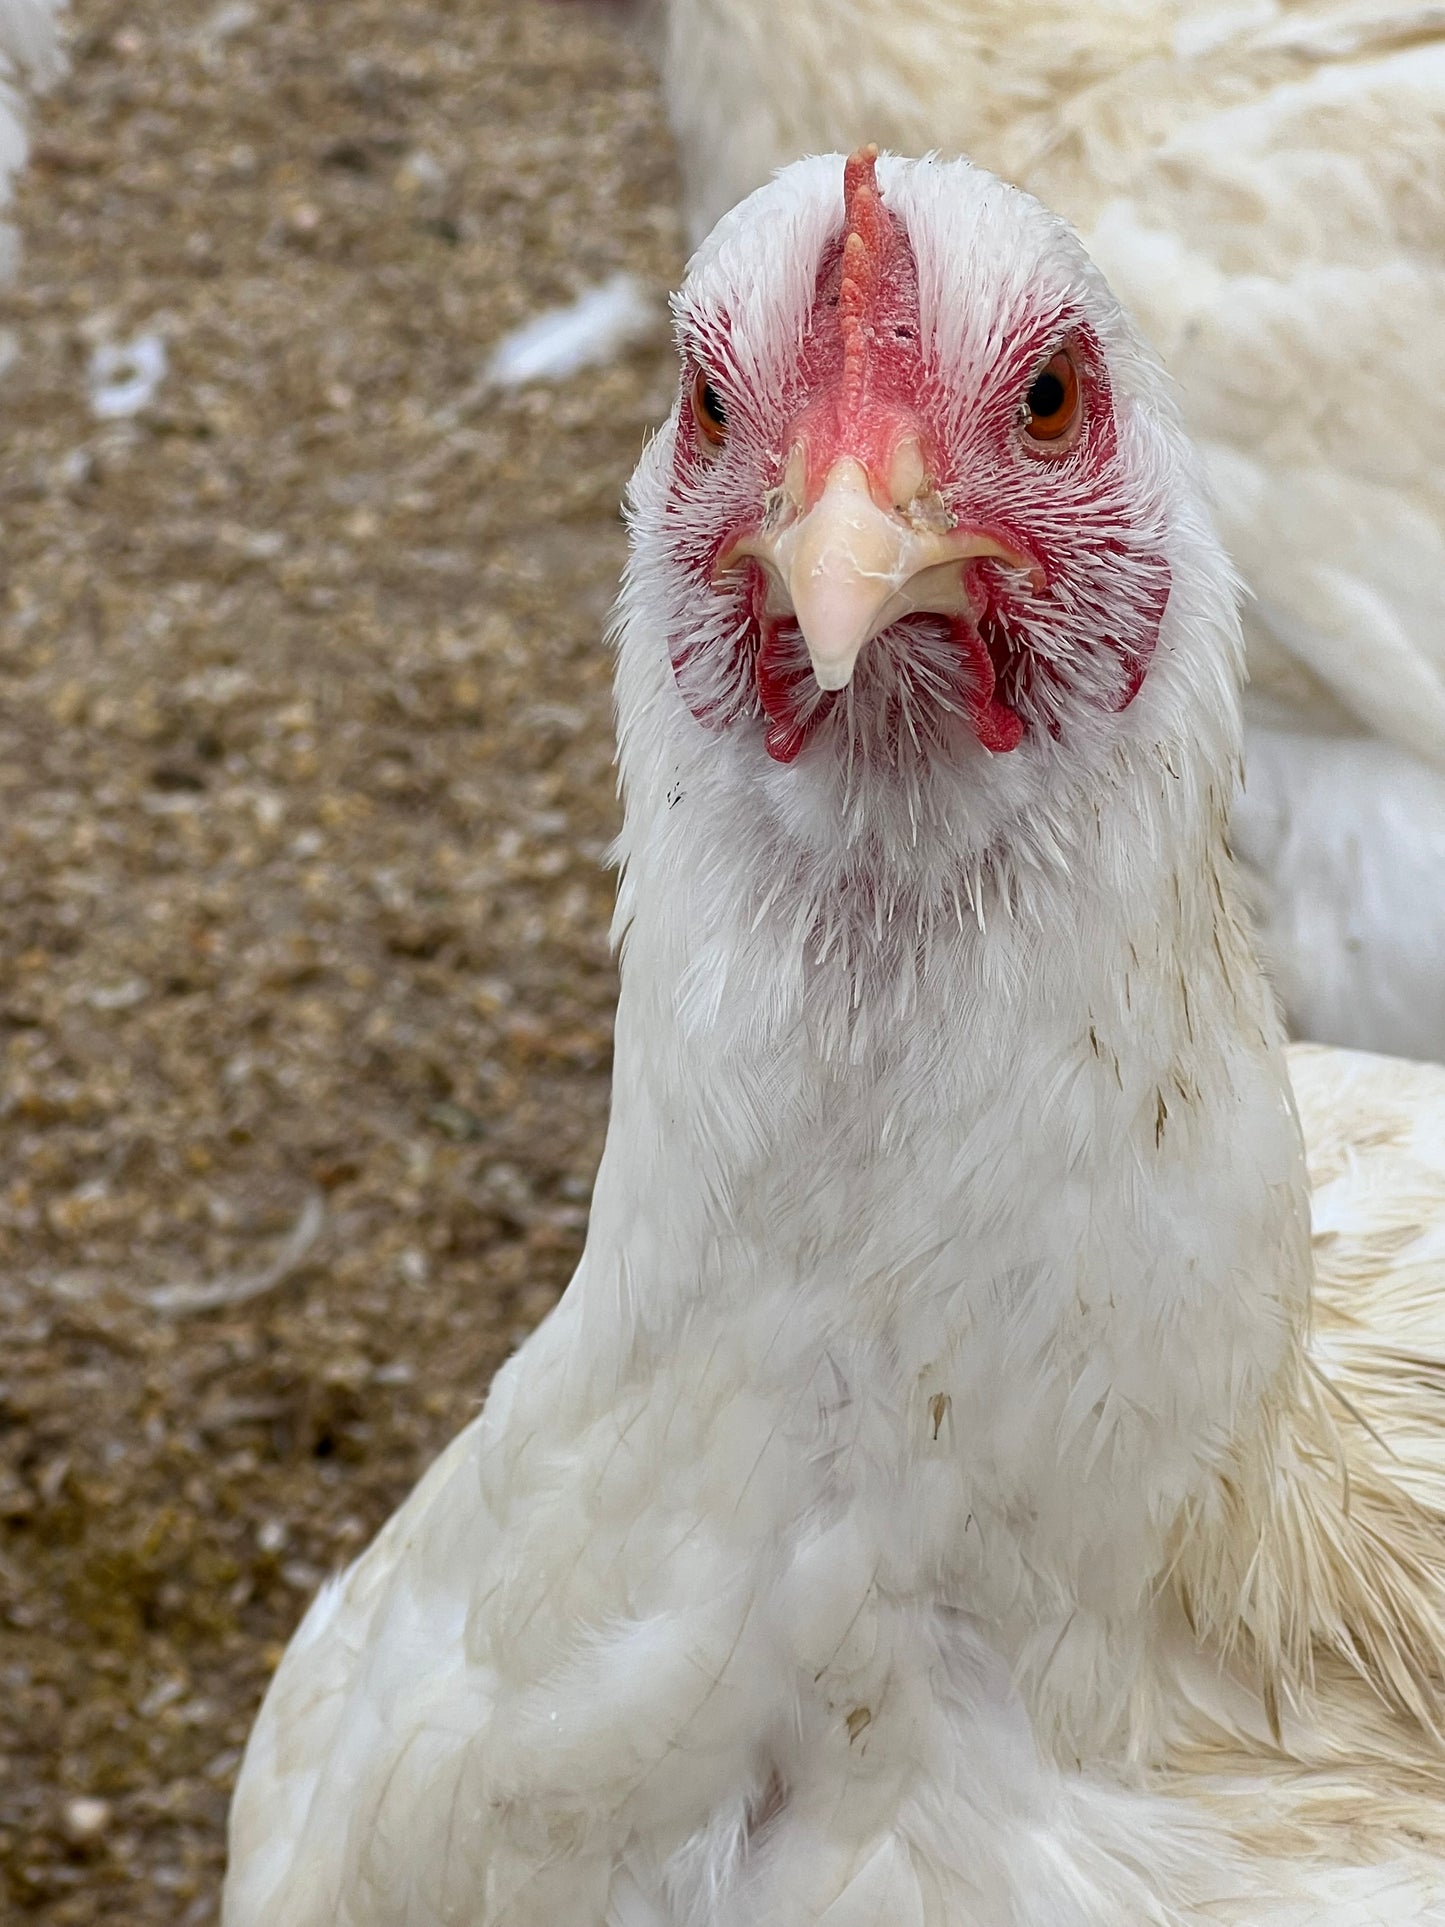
(623, 0, 1445, 1061)
(0, 0, 59, 277)
(225, 150, 1445, 1925)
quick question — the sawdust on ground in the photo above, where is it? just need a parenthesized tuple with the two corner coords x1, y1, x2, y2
(0, 2, 681, 1918)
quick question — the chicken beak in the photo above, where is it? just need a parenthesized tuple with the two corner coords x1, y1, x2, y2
(720, 453, 1037, 692)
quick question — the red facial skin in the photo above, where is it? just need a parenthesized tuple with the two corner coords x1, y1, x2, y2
(669, 151, 1168, 766)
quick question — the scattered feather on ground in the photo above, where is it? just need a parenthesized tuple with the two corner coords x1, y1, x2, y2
(484, 271, 656, 388)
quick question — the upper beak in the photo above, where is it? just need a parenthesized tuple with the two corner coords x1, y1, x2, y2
(719, 450, 1038, 692)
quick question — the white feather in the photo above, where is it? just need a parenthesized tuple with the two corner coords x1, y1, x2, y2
(225, 153, 1445, 1927)
(88, 332, 168, 419)
(484, 273, 657, 389)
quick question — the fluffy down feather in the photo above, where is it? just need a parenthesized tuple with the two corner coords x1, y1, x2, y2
(641, 0, 1445, 1059)
(226, 153, 1445, 1926)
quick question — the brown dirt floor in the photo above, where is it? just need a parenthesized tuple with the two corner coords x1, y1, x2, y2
(0, 1, 683, 1917)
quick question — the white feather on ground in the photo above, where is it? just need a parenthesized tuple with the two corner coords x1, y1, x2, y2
(484, 272, 657, 388)
(1232, 721, 1445, 1061)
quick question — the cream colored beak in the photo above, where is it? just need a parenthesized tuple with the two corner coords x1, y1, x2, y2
(721, 453, 1037, 692)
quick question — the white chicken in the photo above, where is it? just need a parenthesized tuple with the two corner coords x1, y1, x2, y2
(226, 150, 1445, 1925)
(0, 0, 59, 279)
(627, 0, 1445, 1061)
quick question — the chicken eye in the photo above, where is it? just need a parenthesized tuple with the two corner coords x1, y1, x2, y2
(1021, 350, 1080, 445)
(690, 368, 729, 449)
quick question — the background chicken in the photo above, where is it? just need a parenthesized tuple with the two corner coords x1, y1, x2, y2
(226, 149, 1445, 1926)
(623, 0, 1445, 1060)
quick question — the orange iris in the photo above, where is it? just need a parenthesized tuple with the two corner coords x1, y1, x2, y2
(1022, 351, 1080, 444)
(691, 367, 729, 448)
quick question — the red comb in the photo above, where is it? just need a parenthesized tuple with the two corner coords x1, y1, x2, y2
(839, 145, 891, 418)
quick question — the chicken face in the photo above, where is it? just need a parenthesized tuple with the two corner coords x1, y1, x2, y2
(663, 149, 1173, 772)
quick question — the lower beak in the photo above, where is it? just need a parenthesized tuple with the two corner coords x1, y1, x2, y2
(721, 456, 1035, 691)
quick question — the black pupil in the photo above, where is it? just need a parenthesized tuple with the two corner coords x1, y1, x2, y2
(701, 381, 726, 427)
(1027, 370, 1066, 419)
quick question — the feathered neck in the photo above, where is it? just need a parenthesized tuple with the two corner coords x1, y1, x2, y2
(584, 353, 1299, 1355)
(612, 592, 1247, 1059)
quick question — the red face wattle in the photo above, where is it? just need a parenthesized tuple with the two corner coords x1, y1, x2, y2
(668, 148, 1170, 768)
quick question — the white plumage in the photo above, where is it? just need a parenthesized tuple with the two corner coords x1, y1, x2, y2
(0, 0, 59, 283)
(226, 152, 1445, 1925)
(1231, 726, 1445, 1059)
(643, 0, 1445, 1060)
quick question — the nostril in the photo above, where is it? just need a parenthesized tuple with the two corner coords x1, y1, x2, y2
(887, 435, 926, 511)
(782, 443, 808, 512)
